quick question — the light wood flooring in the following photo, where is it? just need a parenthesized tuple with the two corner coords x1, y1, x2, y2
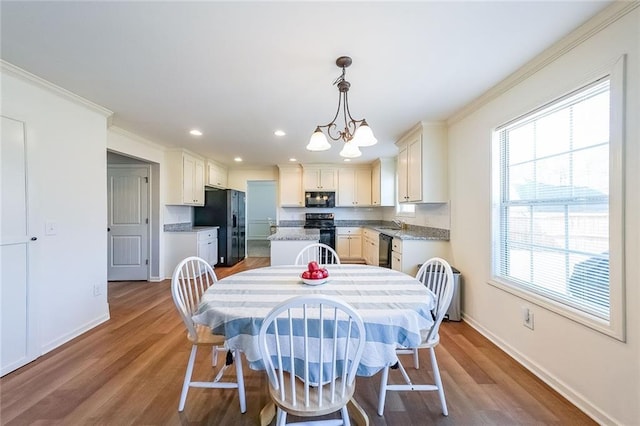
(0, 257, 595, 425)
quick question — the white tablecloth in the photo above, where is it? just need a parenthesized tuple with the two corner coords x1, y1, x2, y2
(193, 264, 435, 377)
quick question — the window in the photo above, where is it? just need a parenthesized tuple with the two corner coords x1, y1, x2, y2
(491, 63, 625, 340)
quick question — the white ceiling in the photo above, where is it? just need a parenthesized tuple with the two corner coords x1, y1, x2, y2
(1, 1, 612, 167)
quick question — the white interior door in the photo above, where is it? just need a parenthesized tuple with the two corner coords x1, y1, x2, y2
(1, 116, 36, 376)
(107, 165, 149, 281)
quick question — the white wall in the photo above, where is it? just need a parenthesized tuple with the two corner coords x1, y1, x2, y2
(1, 64, 111, 354)
(447, 4, 639, 425)
(228, 167, 278, 192)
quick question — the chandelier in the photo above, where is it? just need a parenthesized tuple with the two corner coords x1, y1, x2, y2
(306, 56, 377, 158)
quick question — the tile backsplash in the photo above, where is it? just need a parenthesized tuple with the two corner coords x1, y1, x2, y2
(164, 205, 192, 225)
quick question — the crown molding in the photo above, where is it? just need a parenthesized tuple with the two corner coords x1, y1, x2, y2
(108, 125, 167, 151)
(1, 60, 113, 118)
(447, 1, 639, 126)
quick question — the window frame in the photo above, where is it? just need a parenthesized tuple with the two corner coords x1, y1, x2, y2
(489, 56, 626, 341)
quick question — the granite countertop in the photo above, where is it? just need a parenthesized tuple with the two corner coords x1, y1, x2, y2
(268, 228, 320, 241)
(368, 225, 449, 241)
(276, 220, 448, 241)
(164, 223, 219, 232)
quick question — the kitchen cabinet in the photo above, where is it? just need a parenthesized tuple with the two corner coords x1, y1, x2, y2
(390, 237, 449, 276)
(197, 229, 218, 267)
(278, 165, 303, 207)
(336, 227, 362, 260)
(371, 158, 395, 206)
(362, 228, 379, 266)
(337, 168, 371, 207)
(165, 150, 205, 205)
(396, 122, 448, 203)
(164, 228, 218, 277)
(206, 160, 228, 189)
(303, 166, 337, 191)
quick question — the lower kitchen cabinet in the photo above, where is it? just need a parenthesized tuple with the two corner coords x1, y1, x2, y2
(164, 228, 219, 277)
(336, 227, 362, 260)
(391, 237, 449, 276)
(362, 228, 379, 266)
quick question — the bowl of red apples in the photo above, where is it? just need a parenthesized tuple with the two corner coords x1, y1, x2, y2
(300, 261, 329, 285)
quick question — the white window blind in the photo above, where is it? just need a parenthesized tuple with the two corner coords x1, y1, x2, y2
(494, 79, 610, 319)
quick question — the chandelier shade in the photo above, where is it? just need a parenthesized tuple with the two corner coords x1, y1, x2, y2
(339, 141, 362, 158)
(306, 127, 331, 151)
(308, 56, 377, 158)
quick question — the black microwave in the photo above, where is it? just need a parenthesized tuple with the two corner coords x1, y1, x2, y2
(305, 191, 335, 208)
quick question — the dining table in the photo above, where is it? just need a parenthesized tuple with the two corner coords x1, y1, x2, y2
(192, 264, 436, 425)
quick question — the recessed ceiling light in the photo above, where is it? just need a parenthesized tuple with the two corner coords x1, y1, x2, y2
(289, 158, 297, 162)
(274, 130, 286, 137)
(189, 129, 203, 136)
(234, 157, 243, 162)
(343, 158, 351, 162)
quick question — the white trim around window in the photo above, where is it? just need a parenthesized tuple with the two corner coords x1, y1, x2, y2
(489, 55, 626, 341)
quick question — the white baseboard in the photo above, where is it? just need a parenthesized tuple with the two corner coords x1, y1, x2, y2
(40, 312, 110, 355)
(461, 313, 619, 426)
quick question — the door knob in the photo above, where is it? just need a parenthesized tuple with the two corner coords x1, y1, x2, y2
(31, 237, 37, 241)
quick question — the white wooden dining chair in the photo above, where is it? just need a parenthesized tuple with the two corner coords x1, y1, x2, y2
(377, 257, 454, 417)
(258, 295, 366, 426)
(171, 256, 246, 413)
(294, 243, 341, 266)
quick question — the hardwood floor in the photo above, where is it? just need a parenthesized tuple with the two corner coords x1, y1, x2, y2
(0, 257, 595, 425)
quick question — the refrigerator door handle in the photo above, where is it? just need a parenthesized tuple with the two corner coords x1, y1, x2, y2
(232, 214, 237, 227)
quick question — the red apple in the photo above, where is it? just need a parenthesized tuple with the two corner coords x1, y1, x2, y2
(307, 261, 320, 272)
(310, 270, 323, 279)
(321, 269, 329, 278)
(301, 270, 311, 279)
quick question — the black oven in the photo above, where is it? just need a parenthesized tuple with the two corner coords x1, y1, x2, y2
(305, 192, 335, 208)
(304, 213, 336, 252)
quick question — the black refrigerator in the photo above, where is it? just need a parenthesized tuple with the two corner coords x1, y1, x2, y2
(193, 189, 246, 266)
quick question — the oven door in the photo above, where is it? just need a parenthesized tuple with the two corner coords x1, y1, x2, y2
(319, 228, 336, 249)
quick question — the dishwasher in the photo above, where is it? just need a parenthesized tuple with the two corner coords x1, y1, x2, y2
(378, 233, 392, 268)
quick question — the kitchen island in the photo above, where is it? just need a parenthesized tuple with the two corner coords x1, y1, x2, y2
(268, 228, 319, 266)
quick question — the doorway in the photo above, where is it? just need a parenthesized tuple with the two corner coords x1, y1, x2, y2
(246, 180, 276, 258)
(107, 152, 152, 281)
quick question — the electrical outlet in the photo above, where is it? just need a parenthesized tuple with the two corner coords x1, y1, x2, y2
(93, 283, 101, 296)
(522, 306, 534, 330)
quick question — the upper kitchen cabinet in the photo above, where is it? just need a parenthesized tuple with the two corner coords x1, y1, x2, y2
(278, 164, 303, 207)
(396, 122, 448, 203)
(206, 160, 228, 189)
(337, 167, 371, 207)
(302, 166, 337, 191)
(165, 150, 205, 206)
(371, 158, 395, 206)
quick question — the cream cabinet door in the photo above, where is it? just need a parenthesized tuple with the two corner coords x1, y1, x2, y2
(407, 136, 422, 202)
(397, 146, 409, 202)
(206, 161, 228, 188)
(354, 168, 371, 206)
(279, 166, 303, 206)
